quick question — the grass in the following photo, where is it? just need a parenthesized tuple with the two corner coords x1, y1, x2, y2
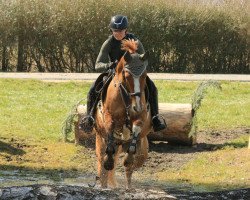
(0, 79, 94, 176)
(157, 147, 250, 191)
(0, 79, 249, 191)
(0, 79, 91, 141)
(196, 81, 250, 130)
(157, 80, 250, 130)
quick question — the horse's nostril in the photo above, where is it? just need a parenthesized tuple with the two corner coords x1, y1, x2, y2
(133, 106, 138, 112)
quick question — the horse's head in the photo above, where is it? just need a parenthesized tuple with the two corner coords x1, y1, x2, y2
(115, 39, 149, 114)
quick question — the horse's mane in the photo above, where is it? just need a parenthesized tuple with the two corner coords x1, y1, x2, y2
(121, 39, 138, 53)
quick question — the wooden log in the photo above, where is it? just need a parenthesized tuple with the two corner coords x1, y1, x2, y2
(74, 115, 95, 146)
(75, 103, 196, 146)
(148, 103, 196, 146)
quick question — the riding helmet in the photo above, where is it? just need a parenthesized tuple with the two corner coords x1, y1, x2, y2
(109, 15, 128, 30)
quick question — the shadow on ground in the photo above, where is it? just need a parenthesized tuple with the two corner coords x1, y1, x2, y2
(0, 140, 26, 155)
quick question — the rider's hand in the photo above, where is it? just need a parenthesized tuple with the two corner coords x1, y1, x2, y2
(108, 60, 118, 70)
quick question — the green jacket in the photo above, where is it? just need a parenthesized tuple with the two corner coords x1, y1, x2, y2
(95, 33, 145, 71)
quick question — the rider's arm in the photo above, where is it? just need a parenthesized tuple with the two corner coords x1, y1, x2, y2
(137, 40, 145, 54)
(95, 39, 112, 71)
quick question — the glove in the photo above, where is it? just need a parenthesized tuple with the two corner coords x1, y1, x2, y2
(108, 60, 118, 70)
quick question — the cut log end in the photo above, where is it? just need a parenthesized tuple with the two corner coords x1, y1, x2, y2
(148, 103, 195, 145)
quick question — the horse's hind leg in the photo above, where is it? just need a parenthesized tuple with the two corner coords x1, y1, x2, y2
(125, 165, 133, 189)
(134, 137, 149, 168)
(103, 133, 116, 171)
(96, 134, 108, 188)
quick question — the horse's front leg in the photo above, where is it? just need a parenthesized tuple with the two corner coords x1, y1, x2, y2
(96, 133, 108, 188)
(123, 122, 141, 167)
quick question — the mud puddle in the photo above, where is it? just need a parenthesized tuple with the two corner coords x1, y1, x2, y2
(1, 169, 249, 199)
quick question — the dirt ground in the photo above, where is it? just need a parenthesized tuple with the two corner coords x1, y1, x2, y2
(79, 127, 249, 176)
(0, 128, 249, 199)
(71, 127, 250, 199)
(147, 127, 250, 173)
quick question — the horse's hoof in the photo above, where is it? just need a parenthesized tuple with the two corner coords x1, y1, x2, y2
(104, 156, 114, 170)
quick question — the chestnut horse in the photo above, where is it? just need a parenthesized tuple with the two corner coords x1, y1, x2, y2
(94, 39, 151, 188)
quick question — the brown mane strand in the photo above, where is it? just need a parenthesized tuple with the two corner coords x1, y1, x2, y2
(121, 39, 138, 53)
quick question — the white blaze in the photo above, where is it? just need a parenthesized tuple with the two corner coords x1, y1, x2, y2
(134, 77, 141, 110)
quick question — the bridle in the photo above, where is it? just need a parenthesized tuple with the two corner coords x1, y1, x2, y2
(121, 68, 142, 96)
(112, 67, 143, 131)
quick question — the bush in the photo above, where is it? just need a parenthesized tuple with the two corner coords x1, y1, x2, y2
(0, 0, 249, 73)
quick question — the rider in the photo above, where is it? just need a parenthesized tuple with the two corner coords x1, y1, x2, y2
(81, 15, 166, 133)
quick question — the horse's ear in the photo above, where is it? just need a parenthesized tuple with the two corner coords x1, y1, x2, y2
(140, 51, 149, 61)
(124, 51, 132, 63)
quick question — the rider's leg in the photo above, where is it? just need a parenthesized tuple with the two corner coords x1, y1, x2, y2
(146, 76, 167, 132)
(81, 73, 108, 133)
(80, 82, 98, 133)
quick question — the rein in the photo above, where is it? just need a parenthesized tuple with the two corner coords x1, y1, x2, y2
(118, 69, 132, 131)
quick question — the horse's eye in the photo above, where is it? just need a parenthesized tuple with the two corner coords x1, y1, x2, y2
(125, 73, 131, 79)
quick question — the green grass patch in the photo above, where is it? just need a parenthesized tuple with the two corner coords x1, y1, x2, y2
(157, 148, 250, 191)
(195, 81, 250, 130)
(157, 80, 250, 130)
(0, 79, 91, 141)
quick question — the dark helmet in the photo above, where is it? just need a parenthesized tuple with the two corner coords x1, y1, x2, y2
(109, 15, 128, 30)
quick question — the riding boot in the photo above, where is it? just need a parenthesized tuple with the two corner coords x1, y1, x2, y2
(146, 77, 167, 132)
(80, 84, 97, 133)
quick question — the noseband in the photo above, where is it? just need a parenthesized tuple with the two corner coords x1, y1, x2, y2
(130, 92, 141, 97)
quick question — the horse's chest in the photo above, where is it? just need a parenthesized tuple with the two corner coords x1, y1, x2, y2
(97, 101, 132, 141)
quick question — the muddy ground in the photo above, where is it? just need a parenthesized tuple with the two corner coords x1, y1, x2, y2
(0, 128, 249, 199)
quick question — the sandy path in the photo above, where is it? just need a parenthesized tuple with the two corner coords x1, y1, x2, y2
(0, 72, 250, 82)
